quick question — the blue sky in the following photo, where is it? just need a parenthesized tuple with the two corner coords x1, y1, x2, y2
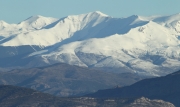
(0, 0, 180, 23)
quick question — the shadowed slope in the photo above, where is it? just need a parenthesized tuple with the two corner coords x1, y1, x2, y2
(86, 70, 180, 106)
(0, 85, 175, 107)
(0, 63, 145, 97)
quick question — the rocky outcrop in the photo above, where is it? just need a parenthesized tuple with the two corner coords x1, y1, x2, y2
(126, 97, 175, 107)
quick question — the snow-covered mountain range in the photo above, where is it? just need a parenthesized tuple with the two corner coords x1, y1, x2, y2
(1, 11, 180, 76)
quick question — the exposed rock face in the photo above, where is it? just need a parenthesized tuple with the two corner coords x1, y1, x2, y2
(70, 97, 175, 107)
(126, 97, 175, 107)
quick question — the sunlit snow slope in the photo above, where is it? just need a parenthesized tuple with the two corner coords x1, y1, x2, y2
(1, 11, 180, 76)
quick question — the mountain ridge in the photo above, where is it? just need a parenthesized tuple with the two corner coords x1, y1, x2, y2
(0, 63, 145, 97)
(0, 11, 180, 76)
(85, 70, 180, 106)
(0, 85, 175, 107)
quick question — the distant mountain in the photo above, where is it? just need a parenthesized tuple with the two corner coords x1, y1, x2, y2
(85, 70, 180, 106)
(0, 63, 145, 97)
(0, 11, 180, 76)
(0, 85, 175, 107)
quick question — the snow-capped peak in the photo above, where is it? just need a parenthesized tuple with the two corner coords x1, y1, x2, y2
(18, 15, 58, 29)
(0, 20, 9, 26)
(128, 15, 139, 18)
(27, 15, 44, 19)
(0, 20, 9, 30)
(151, 13, 180, 33)
(126, 15, 151, 22)
(65, 11, 109, 20)
(1, 12, 180, 76)
(152, 13, 180, 25)
(0, 20, 8, 24)
(20, 15, 45, 24)
(88, 11, 109, 17)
